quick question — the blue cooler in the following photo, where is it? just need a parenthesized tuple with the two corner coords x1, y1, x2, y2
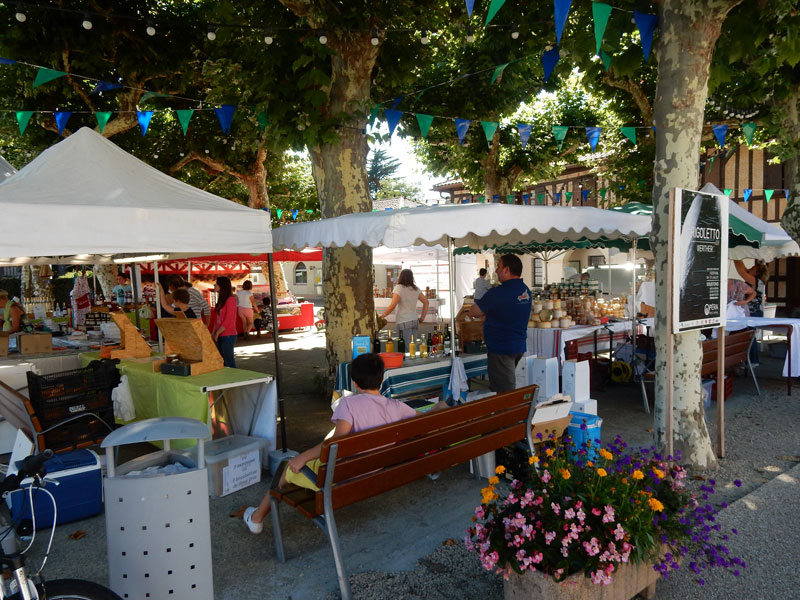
(10, 449, 103, 529)
(566, 411, 603, 462)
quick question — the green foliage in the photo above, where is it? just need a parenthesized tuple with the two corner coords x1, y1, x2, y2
(367, 148, 401, 197)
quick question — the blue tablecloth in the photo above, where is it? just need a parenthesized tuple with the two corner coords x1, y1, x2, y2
(336, 354, 488, 398)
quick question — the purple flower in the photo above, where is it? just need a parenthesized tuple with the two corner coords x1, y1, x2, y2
(734, 479, 742, 487)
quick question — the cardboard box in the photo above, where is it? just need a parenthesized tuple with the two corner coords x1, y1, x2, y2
(19, 332, 52, 355)
(562, 359, 590, 402)
(200, 435, 268, 498)
(573, 398, 598, 415)
(530, 357, 559, 399)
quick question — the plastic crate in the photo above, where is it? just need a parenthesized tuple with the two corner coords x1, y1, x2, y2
(26, 365, 115, 426)
(36, 407, 115, 453)
(566, 411, 603, 462)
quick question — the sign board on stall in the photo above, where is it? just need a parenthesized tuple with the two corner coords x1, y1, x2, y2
(672, 188, 728, 333)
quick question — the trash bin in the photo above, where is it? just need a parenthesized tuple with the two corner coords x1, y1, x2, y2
(102, 418, 213, 600)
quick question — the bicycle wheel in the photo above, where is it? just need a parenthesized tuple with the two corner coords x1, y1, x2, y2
(41, 579, 121, 600)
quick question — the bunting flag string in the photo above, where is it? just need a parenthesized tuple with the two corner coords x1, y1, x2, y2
(95, 111, 112, 134)
(15, 111, 32, 135)
(136, 111, 153, 136)
(554, 0, 572, 45)
(215, 104, 236, 134)
(54, 111, 71, 135)
(585, 126, 602, 151)
(175, 109, 194, 135)
(592, 3, 613, 54)
(485, 0, 507, 26)
(712, 124, 728, 149)
(481, 121, 499, 148)
(633, 11, 658, 60)
(542, 47, 560, 82)
(490, 63, 509, 85)
(455, 119, 472, 145)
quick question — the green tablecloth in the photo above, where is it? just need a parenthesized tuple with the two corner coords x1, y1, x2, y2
(81, 352, 271, 449)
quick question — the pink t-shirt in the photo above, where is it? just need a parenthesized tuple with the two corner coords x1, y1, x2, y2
(331, 393, 416, 432)
(215, 296, 238, 336)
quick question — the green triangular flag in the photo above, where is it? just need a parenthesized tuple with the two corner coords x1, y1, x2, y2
(33, 67, 66, 88)
(257, 110, 269, 130)
(620, 126, 636, 145)
(506, 195, 514, 204)
(600, 187, 608, 200)
(723, 188, 733, 197)
(742, 122, 757, 147)
(15, 111, 33, 135)
(95, 111, 112, 134)
(369, 105, 379, 129)
(708, 156, 716, 171)
(175, 109, 194, 135)
(481, 121, 499, 148)
(490, 63, 509, 85)
(478, 195, 485, 203)
(593, 2, 613, 54)
(140, 91, 169, 103)
(552, 125, 569, 150)
(600, 49, 612, 71)
(276, 208, 283, 219)
(416, 113, 434, 139)
(565, 191, 573, 203)
(764, 189, 774, 203)
(485, 0, 507, 26)
(537, 193, 545, 204)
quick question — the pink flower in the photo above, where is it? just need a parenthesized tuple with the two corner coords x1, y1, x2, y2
(533, 495, 544, 506)
(592, 507, 602, 516)
(544, 531, 556, 545)
(576, 508, 586, 523)
(583, 537, 601, 556)
(531, 551, 543, 564)
(574, 500, 583, 509)
(551, 502, 561, 515)
(541, 469, 552, 483)
(564, 508, 576, 520)
(475, 506, 485, 520)
(602, 505, 616, 524)
(590, 570, 612, 585)
(613, 523, 625, 541)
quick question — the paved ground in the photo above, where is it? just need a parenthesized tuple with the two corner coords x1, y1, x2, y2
(23, 329, 800, 599)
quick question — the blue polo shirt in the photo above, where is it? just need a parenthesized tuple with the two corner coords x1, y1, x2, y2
(475, 277, 531, 354)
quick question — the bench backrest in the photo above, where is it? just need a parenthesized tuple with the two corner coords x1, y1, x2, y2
(700, 329, 753, 377)
(316, 385, 538, 513)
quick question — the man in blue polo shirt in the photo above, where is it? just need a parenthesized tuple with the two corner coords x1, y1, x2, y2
(469, 254, 531, 392)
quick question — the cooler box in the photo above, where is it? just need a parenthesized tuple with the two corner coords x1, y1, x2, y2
(9, 449, 102, 529)
(192, 435, 268, 498)
(566, 411, 603, 462)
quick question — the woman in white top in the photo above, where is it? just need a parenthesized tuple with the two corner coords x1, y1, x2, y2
(380, 269, 429, 346)
(236, 280, 260, 336)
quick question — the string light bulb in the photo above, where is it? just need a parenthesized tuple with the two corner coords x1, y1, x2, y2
(146, 18, 156, 36)
(264, 27, 273, 44)
(511, 23, 519, 39)
(318, 29, 327, 44)
(15, 3, 26, 22)
(466, 25, 474, 43)
(420, 29, 429, 45)
(370, 28, 379, 46)
(206, 23, 216, 41)
(81, 12, 92, 30)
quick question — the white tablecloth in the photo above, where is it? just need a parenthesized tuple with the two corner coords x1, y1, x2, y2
(526, 321, 634, 363)
(726, 317, 800, 377)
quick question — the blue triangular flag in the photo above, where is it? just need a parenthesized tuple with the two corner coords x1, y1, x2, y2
(542, 47, 560, 82)
(455, 118, 471, 145)
(492, 195, 500, 203)
(91, 81, 122, 95)
(785, 189, 791, 199)
(517, 123, 532, 149)
(291, 209, 299, 220)
(554, 0, 573, 45)
(136, 111, 153, 136)
(554, 192, 562, 204)
(743, 189, 752, 202)
(385, 109, 403, 137)
(465, 0, 475, 17)
(582, 189, 590, 203)
(585, 126, 602, 151)
(0, 57, 17, 65)
(633, 11, 658, 60)
(391, 97, 403, 110)
(215, 104, 236, 134)
(712, 124, 728, 149)
(522, 194, 530, 205)
(54, 111, 71, 135)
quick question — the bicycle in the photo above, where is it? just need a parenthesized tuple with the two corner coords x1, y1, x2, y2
(0, 449, 121, 600)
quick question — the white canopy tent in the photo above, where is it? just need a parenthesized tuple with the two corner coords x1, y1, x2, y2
(0, 127, 271, 262)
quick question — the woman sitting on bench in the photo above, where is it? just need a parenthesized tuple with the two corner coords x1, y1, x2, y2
(243, 353, 418, 534)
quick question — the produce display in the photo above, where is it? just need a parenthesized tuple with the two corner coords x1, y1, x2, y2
(528, 293, 629, 329)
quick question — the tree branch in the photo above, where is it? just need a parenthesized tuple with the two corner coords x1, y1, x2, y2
(602, 73, 653, 125)
(170, 151, 249, 183)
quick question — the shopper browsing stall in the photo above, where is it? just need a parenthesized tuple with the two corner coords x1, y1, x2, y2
(211, 276, 238, 368)
(379, 268, 429, 346)
(236, 280, 260, 336)
(111, 274, 132, 306)
(469, 254, 531, 393)
(155, 283, 197, 318)
(0, 289, 24, 334)
(166, 275, 210, 324)
(473, 268, 492, 300)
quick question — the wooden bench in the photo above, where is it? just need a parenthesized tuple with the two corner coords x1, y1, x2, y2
(701, 328, 759, 396)
(269, 384, 554, 600)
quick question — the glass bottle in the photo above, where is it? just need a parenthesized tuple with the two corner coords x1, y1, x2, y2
(385, 332, 394, 353)
(443, 325, 451, 356)
(396, 334, 405, 356)
(420, 335, 428, 359)
(408, 337, 416, 359)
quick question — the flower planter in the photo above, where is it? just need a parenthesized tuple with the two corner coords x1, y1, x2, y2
(503, 559, 660, 600)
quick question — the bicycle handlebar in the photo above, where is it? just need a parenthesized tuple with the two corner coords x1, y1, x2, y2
(0, 450, 54, 496)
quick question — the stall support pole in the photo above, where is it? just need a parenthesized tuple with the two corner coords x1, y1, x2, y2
(447, 237, 457, 351)
(131, 264, 141, 330)
(631, 240, 638, 380)
(267, 254, 288, 452)
(665, 192, 675, 459)
(154, 260, 164, 354)
(716, 325, 726, 458)
(187, 260, 192, 283)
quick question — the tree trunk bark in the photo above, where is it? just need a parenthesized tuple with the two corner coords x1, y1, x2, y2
(302, 33, 380, 389)
(779, 89, 800, 242)
(482, 130, 518, 199)
(94, 264, 120, 299)
(651, 0, 741, 468)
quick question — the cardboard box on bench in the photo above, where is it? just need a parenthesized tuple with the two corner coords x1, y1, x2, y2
(20, 333, 52, 355)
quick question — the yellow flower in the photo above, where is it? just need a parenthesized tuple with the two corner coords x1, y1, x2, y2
(632, 470, 644, 480)
(560, 468, 571, 480)
(621, 478, 628, 484)
(488, 476, 499, 485)
(651, 467, 665, 479)
(528, 455, 540, 465)
(545, 448, 555, 457)
(596, 468, 607, 477)
(648, 498, 664, 512)
(598, 449, 613, 460)
(495, 465, 506, 475)
(586, 461, 594, 467)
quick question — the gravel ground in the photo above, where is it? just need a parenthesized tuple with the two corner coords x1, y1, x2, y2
(332, 357, 800, 600)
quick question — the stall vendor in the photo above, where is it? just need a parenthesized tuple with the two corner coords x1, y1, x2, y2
(112, 274, 132, 306)
(0, 289, 25, 334)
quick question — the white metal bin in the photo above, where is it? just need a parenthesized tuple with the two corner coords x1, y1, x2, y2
(102, 417, 213, 600)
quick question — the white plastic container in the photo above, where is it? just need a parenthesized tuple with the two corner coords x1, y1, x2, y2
(198, 435, 268, 498)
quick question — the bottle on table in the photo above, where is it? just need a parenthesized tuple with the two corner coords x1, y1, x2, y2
(373, 330, 381, 354)
(385, 332, 394, 353)
(396, 334, 405, 356)
(408, 337, 416, 359)
(420, 336, 428, 359)
(426, 333, 433, 358)
(443, 325, 451, 356)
